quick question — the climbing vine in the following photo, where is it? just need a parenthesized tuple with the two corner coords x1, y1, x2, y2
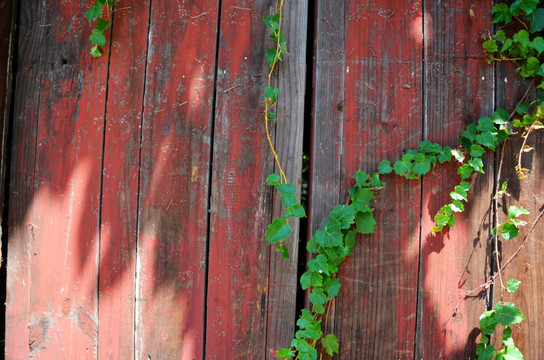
(263, 1, 544, 359)
(85, 0, 115, 57)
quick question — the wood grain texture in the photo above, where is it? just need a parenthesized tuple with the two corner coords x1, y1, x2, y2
(5, 1, 44, 357)
(335, 1, 423, 358)
(494, 64, 544, 358)
(417, 1, 494, 358)
(206, 1, 274, 358)
(8, 0, 108, 358)
(97, 1, 149, 358)
(266, 0, 308, 356)
(134, 1, 219, 359)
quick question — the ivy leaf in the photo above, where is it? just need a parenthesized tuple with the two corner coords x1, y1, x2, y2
(309, 287, 331, 305)
(354, 170, 370, 186)
(96, 18, 111, 31)
(483, 39, 498, 52)
(330, 205, 357, 229)
(277, 348, 295, 358)
(458, 163, 473, 179)
(300, 270, 323, 290)
(369, 172, 385, 188)
(378, 160, 392, 174)
(508, 205, 530, 219)
(321, 334, 340, 357)
(275, 244, 290, 259)
(503, 345, 524, 360)
(438, 146, 452, 163)
(451, 200, 464, 213)
(85, 1, 103, 22)
(507, 279, 521, 293)
(296, 309, 315, 329)
(266, 173, 281, 185)
(351, 187, 375, 213)
(288, 204, 307, 218)
(469, 157, 484, 173)
(531, 8, 544, 33)
(494, 302, 525, 326)
(470, 144, 485, 158)
(491, 3, 512, 24)
(315, 220, 343, 247)
(344, 230, 357, 255)
(501, 222, 520, 240)
(513, 30, 530, 48)
(450, 184, 469, 202)
(323, 277, 341, 297)
(265, 48, 278, 67)
(90, 45, 103, 58)
(355, 212, 376, 234)
(530, 36, 544, 54)
(90, 29, 106, 47)
(308, 254, 336, 276)
(479, 310, 498, 335)
(393, 159, 410, 176)
(476, 343, 497, 360)
(412, 159, 431, 176)
(266, 218, 292, 243)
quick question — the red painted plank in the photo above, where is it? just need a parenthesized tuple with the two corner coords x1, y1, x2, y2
(333, 1, 423, 358)
(5, 2, 43, 358)
(206, 1, 275, 358)
(97, 1, 149, 358)
(134, 1, 219, 358)
(6, 0, 109, 358)
(417, 1, 493, 358)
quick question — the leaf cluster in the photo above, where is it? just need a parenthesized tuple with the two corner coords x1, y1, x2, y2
(266, 173, 307, 259)
(264, 13, 288, 67)
(477, 295, 525, 359)
(85, 0, 115, 57)
(493, 205, 530, 240)
(484, 0, 544, 86)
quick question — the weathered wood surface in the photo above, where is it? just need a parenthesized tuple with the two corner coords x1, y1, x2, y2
(416, 1, 494, 359)
(5, 0, 544, 359)
(495, 63, 544, 359)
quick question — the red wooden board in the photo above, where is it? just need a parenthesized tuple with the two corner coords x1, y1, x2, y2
(7, 0, 109, 358)
(337, 1, 423, 357)
(134, 1, 219, 359)
(417, 1, 494, 358)
(97, 1, 149, 358)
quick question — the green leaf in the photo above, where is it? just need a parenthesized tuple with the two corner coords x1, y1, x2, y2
(476, 130, 498, 150)
(438, 146, 452, 163)
(476, 342, 496, 360)
(477, 117, 495, 132)
(412, 159, 431, 176)
(451, 200, 464, 213)
(351, 187, 375, 213)
(277, 348, 295, 358)
(508, 205, 530, 219)
(315, 220, 343, 247)
(479, 310, 498, 335)
(296, 309, 315, 329)
(458, 163, 473, 179)
(491, 3, 512, 24)
(300, 270, 323, 289)
(90, 29, 106, 47)
(265, 48, 278, 66)
(276, 244, 290, 259)
(96, 18, 111, 31)
(503, 345, 523, 360)
(266, 173, 281, 185)
(393, 160, 410, 175)
(470, 144, 485, 158)
(451, 185, 468, 202)
(90, 45, 103, 58)
(323, 277, 341, 297)
(321, 334, 340, 356)
(355, 211, 376, 234)
(469, 158, 484, 173)
(378, 160, 392, 174)
(354, 170, 370, 186)
(309, 287, 330, 305)
(264, 86, 279, 104)
(330, 205, 357, 229)
(507, 279, 521, 293)
(501, 222, 520, 240)
(531, 8, 544, 33)
(530, 36, 544, 55)
(266, 218, 292, 243)
(344, 230, 357, 255)
(369, 172, 385, 188)
(308, 254, 336, 276)
(85, 2, 103, 22)
(494, 302, 525, 326)
(267, 112, 277, 121)
(483, 39, 498, 52)
(513, 30, 530, 48)
(288, 204, 307, 218)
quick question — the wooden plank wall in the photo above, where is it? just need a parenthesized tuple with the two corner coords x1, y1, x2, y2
(4, 0, 544, 359)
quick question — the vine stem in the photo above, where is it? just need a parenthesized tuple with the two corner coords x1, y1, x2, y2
(264, 0, 288, 184)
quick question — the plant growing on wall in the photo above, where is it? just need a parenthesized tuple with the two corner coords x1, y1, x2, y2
(263, 0, 544, 359)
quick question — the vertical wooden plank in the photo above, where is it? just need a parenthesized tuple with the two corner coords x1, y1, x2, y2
(7, 0, 108, 358)
(330, 0, 423, 358)
(98, 1, 149, 359)
(5, 1, 43, 357)
(266, 0, 308, 356)
(494, 67, 544, 358)
(417, 1, 494, 358)
(135, 1, 219, 359)
(206, 1, 275, 358)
